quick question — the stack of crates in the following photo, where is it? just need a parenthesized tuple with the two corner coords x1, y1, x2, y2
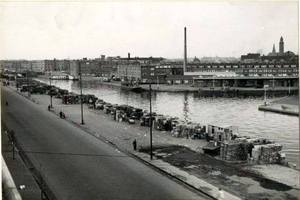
(220, 140, 247, 161)
(248, 143, 283, 165)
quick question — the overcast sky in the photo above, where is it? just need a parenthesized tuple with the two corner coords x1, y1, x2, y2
(0, 2, 298, 60)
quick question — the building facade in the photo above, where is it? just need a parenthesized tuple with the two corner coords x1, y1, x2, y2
(44, 59, 56, 74)
(118, 62, 142, 82)
(69, 60, 79, 78)
(31, 60, 45, 73)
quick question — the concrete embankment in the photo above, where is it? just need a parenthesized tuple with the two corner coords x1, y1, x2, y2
(258, 95, 299, 116)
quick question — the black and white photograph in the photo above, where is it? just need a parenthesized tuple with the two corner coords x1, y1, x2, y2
(1, 2, 299, 200)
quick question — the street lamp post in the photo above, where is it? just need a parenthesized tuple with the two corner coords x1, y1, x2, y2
(157, 76, 159, 90)
(149, 84, 153, 160)
(27, 70, 30, 97)
(79, 62, 84, 125)
(272, 75, 274, 89)
(288, 80, 290, 95)
(49, 74, 53, 108)
(264, 85, 269, 106)
(212, 75, 216, 89)
(15, 64, 18, 90)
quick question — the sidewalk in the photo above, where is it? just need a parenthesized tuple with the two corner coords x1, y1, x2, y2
(4, 84, 300, 200)
(2, 128, 41, 199)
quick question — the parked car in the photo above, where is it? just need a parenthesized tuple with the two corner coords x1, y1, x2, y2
(62, 95, 77, 104)
(95, 99, 105, 109)
(103, 78, 111, 82)
(30, 86, 47, 94)
(129, 108, 143, 119)
(104, 103, 113, 114)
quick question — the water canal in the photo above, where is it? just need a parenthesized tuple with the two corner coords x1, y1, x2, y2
(39, 78, 299, 165)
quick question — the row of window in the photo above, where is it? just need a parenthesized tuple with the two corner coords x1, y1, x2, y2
(193, 64, 297, 69)
(244, 74, 298, 77)
(196, 68, 298, 73)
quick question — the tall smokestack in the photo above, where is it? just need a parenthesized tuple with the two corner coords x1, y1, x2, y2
(183, 27, 187, 73)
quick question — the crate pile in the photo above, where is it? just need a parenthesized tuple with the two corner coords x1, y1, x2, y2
(219, 137, 284, 164)
(220, 140, 248, 161)
(249, 143, 283, 165)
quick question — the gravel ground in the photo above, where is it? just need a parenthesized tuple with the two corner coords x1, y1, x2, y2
(243, 165, 299, 189)
(140, 145, 299, 200)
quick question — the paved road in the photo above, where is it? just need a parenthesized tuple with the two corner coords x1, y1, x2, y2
(1, 86, 210, 200)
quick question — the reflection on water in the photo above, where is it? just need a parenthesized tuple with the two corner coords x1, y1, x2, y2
(183, 93, 191, 122)
(43, 79, 299, 164)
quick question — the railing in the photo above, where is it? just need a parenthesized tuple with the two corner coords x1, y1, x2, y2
(2, 156, 22, 200)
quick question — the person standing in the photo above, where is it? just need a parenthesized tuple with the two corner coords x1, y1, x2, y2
(61, 111, 66, 118)
(248, 142, 255, 158)
(133, 139, 137, 151)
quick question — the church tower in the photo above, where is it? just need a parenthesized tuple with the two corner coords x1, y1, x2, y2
(279, 36, 284, 54)
(272, 43, 276, 54)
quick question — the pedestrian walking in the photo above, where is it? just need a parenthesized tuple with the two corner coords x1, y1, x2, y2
(133, 139, 137, 150)
(216, 188, 225, 200)
(59, 111, 63, 118)
(5, 100, 8, 106)
(48, 105, 51, 111)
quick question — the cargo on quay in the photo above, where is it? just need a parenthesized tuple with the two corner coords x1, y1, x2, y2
(17, 78, 294, 167)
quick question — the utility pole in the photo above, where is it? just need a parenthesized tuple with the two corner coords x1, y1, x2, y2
(288, 80, 290, 95)
(264, 85, 269, 106)
(49, 71, 53, 108)
(27, 69, 30, 97)
(15, 64, 18, 90)
(79, 62, 84, 125)
(149, 84, 153, 159)
(9, 130, 17, 159)
(28, 61, 32, 97)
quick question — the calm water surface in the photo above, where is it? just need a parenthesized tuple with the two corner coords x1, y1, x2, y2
(42, 78, 299, 164)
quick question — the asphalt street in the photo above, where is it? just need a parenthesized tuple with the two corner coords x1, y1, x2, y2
(1, 86, 211, 200)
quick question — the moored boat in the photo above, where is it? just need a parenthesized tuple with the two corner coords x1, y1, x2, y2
(120, 82, 145, 92)
(51, 75, 78, 80)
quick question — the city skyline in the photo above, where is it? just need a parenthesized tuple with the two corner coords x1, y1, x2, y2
(0, 2, 298, 60)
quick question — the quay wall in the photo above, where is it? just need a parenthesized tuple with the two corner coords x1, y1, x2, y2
(198, 88, 298, 97)
(258, 106, 298, 116)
